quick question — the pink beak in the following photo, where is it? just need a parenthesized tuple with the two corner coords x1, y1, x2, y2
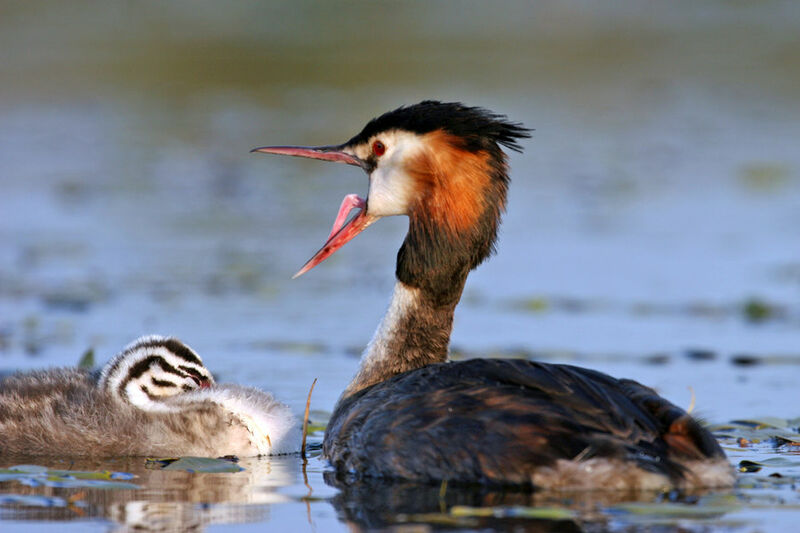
(250, 145, 366, 168)
(251, 145, 378, 278)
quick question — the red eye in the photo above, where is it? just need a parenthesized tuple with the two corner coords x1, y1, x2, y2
(372, 140, 386, 156)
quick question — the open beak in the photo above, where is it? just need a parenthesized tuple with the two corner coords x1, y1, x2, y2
(251, 144, 378, 278)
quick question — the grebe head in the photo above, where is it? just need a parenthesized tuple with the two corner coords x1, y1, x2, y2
(98, 336, 214, 412)
(252, 101, 531, 284)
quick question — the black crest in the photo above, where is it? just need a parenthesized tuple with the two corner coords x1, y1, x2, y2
(345, 101, 531, 154)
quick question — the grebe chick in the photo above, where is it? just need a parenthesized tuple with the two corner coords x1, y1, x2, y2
(253, 101, 735, 490)
(0, 336, 300, 457)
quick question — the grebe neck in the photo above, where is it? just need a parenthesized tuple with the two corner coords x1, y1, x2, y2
(342, 276, 466, 397)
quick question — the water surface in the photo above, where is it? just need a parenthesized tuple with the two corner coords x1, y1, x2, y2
(1, 2, 799, 531)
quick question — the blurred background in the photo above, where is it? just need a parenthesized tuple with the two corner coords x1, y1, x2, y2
(1, 0, 799, 424)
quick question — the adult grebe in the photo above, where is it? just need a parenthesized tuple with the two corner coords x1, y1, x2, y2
(0, 336, 299, 456)
(253, 101, 733, 489)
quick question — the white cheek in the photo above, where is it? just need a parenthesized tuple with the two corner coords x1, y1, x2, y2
(365, 131, 425, 217)
(367, 164, 414, 216)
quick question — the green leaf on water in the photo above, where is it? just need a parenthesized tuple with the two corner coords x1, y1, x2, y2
(739, 460, 763, 473)
(0, 494, 67, 507)
(450, 505, 576, 520)
(774, 435, 800, 446)
(749, 457, 800, 467)
(7, 465, 48, 474)
(160, 456, 244, 473)
(43, 469, 135, 480)
(612, 494, 741, 518)
(77, 347, 95, 369)
(519, 297, 549, 313)
(449, 506, 493, 517)
(399, 513, 478, 527)
(729, 417, 788, 429)
(305, 422, 328, 433)
(742, 298, 774, 322)
(145, 457, 179, 469)
(739, 162, 790, 191)
(0, 465, 138, 489)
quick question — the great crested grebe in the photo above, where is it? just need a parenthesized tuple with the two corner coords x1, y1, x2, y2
(0, 336, 300, 457)
(253, 101, 734, 489)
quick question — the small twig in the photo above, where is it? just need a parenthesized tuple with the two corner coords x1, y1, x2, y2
(68, 491, 87, 517)
(301, 378, 318, 460)
(687, 386, 696, 414)
(438, 479, 448, 513)
(572, 445, 592, 462)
